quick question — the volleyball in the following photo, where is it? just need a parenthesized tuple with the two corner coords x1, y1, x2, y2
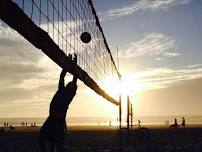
(80, 32, 91, 43)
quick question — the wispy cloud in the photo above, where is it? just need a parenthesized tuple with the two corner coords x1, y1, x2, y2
(122, 32, 181, 59)
(0, 25, 61, 107)
(155, 57, 166, 61)
(99, 0, 191, 20)
(163, 52, 181, 57)
(133, 64, 202, 90)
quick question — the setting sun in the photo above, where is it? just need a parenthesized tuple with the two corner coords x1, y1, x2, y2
(100, 71, 142, 105)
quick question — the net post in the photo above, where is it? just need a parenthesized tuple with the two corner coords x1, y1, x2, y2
(119, 95, 122, 130)
(118, 84, 122, 152)
(130, 102, 133, 128)
(127, 95, 130, 131)
(118, 75, 122, 130)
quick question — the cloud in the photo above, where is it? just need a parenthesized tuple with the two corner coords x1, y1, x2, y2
(0, 63, 46, 86)
(163, 52, 181, 57)
(0, 25, 50, 84)
(155, 57, 166, 61)
(99, 0, 191, 20)
(133, 64, 202, 90)
(122, 32, 181, 59)
(0, 25, 62, 107)
(0, 25, 43, 63)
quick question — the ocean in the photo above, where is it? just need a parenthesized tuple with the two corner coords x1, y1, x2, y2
(0, 115, 202, 127)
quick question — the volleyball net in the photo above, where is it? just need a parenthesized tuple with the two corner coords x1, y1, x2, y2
(0, 0, 121, 105)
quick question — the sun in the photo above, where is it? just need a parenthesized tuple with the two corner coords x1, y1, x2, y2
(95, 72, 142, 120)
(99, 72, 142, 117)
(100, 75, 120, 99)
(100, 72, 142, 100)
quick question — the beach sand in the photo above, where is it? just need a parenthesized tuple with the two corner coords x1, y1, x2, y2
(0, 125, 202, 152)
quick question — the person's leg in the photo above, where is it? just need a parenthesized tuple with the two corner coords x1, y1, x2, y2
(49, 141, 55, 152)
(38, 139, 47, 152)
(39, 135, 52, 152)
(55, 140, 64, 152)
(38, 133, 56, 152)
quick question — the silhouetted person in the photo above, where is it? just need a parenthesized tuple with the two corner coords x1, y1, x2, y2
(138, 120, 141, 128)
(109, 120, 112, 126)
(174, 118, 178, 126)
(170, 118, 179, 128)
(181, 117, 185, 128)
(38, 69, 77, 152)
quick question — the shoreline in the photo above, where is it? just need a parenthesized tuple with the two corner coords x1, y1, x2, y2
(1, 124, 202, 132)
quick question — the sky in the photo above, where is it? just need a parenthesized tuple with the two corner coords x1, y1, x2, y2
(0, 0, 202, 118)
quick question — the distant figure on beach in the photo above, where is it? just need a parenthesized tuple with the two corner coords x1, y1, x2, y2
(109, 120, 112, 126)
(174, 118, 177, 125)
(4, 122, 9, 127)
(181, 117, 185, 128)
(138, 120, 141, 128)
(38, 69, 77, 152)
(170, 118, 179, 128)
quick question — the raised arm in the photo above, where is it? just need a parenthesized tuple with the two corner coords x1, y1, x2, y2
(72, 54, 78, 84)
(59, 69, 66, 89)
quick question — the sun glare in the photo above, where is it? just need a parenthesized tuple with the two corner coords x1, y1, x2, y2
(101, 72, 142, 100)
(100, 76, 120, 99)
(99, 72, 142, 117)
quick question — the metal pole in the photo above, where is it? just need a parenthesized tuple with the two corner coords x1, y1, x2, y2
(130, 103, 133, 128)
(118, 75, 122, 130)
(119, 93, 122, 130)
(127, 96, 130, 130)
(118, 80, 122, 152)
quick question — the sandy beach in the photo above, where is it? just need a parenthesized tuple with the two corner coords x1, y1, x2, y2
(0, 125, 202, 152)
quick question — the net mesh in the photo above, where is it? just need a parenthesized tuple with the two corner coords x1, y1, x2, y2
(7, 0, 120, 102)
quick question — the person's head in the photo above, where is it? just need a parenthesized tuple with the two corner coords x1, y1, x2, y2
(65, 81, 77, 97)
